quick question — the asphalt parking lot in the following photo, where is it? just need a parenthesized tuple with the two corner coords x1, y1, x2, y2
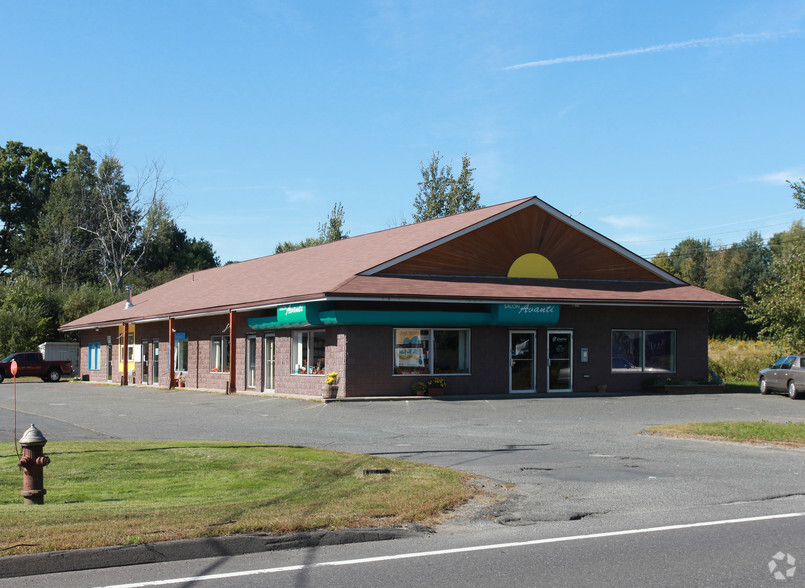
(2, 382, 804, 528)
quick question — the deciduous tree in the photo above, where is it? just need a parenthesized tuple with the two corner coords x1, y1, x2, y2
(745, 249, 805, 349)
(412, 152, 482, 222)
(275, 201, 349, 253)
(28, 145, 101, 289)
(0, 141, 57, 273)
(79, 156, 171, 291)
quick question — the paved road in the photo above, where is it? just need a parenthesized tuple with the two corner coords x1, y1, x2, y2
(2, 383, 805, 585)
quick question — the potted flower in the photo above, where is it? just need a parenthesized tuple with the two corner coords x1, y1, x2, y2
(323, 371, 339, 399)
(411, 381, 427, 396)
(178, 373, 185, 388)
(427, 377, 446, 396)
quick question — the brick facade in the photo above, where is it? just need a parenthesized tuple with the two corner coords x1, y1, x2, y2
(79, 304, 709, 397)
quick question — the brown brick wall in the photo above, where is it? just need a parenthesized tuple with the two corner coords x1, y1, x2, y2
(76, 305, 710, 396)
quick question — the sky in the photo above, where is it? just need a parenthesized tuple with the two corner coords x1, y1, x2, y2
(3, 1, 805, 264)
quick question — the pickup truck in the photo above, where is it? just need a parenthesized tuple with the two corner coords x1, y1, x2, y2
(0, 352, 73, 383)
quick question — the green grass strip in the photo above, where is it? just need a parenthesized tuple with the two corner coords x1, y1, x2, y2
(647, 421, 805, 444)
(0, 441, 474, 556)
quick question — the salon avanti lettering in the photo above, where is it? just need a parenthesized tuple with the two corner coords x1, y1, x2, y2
(504, 303, 557, 315)
(492, 303, 560, 326)
(279, 305, 305, 319)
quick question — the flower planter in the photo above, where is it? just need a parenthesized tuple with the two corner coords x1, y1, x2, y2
(323, 385, 338, 399)
(428, 388, 444, 396)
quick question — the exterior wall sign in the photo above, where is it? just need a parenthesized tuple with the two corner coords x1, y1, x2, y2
(493, 303, 559, 326)
(277, 303, 324, 326)
(278, 305, 307, 323)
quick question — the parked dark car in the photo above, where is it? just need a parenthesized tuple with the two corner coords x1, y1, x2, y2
(758, 355, 805, 399)
(0, 352, 73, 383)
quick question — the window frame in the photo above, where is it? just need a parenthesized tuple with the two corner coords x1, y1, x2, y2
(291, 329, 326, 375)
(210, 335, 230, 373)
(174, 337, 188, 373)
(393, 328, 471, 376)
(611, 329, 676, 373)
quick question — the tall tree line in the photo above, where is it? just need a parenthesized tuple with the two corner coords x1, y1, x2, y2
(652, 180, 805, 346)
(0, 140, 219, 354)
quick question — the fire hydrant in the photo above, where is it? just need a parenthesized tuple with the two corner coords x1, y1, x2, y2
(19, 424, 50, 505)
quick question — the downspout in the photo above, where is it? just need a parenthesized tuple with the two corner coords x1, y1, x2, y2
(229, 309, 236, 394)
(168, 317, 175, 389)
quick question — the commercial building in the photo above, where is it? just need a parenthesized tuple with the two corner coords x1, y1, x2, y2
(61, 197, 738, 397)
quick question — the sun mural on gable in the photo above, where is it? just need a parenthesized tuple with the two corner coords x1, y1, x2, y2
(507, 253, 558, 279)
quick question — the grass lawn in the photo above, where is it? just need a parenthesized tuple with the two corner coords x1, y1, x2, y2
(647, 421, 805, 445)
(0, 441, 474, 556)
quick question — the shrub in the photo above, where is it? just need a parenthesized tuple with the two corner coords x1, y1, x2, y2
(708, 338, 783, 382)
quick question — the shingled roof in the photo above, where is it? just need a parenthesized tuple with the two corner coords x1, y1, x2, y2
(61, 197, 738, 331)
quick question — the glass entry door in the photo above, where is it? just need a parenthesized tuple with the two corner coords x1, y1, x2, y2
(246, 335, 256, 389)
(141, 340, 149, 384)
(547, 330, 572, 392)
(153, 339, 160, 384)
(510, 331, 536, 393)
(263, 334, 275, 393)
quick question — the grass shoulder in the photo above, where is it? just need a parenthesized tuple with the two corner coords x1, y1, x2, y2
(0, 441, 475, 556)
(646, 421, 805, 446)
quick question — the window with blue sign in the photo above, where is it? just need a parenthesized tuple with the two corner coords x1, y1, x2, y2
(611, 330, 675, 372)
(175, 334, 188, 372)
(88, 342, 101, 371)
(394, 328, 469, 375)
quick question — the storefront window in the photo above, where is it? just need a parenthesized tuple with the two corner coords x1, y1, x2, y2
(611, 330, 675, 372)
(645, 330, 675, 371)
(292, 330, 325, 374)
(611, 330, 641, 371)
(175, 337, 188, 372)
(394, 328, 469, 375)
(210, 335, 230, 372)
(394, 329, 429, 375)
(119, 333, 135, 362)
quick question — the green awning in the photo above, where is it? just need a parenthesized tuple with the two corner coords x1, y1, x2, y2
(319, 309, 491, 326)
(248, 302, 560, 330)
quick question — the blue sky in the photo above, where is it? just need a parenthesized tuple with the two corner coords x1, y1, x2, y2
(3, 1, 804, 264)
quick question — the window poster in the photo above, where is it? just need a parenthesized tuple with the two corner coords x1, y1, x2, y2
(395, 329, 422, 346)
(395, 346, 424, 367)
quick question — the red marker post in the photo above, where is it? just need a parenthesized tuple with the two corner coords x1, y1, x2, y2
(11, 359, 18, 453)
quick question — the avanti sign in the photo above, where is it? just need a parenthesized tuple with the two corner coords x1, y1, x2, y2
(277, 302, 325, 325)
(491, 303, 559, 326)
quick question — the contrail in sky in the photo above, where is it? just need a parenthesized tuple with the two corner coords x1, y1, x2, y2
(504, 30, 798, 70)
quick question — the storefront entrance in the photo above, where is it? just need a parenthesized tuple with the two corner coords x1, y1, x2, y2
(141, 340, 149, 385)
(547, 330, 573, 392)
(510, 331, 536, 393)
(263, 334, 275, 393)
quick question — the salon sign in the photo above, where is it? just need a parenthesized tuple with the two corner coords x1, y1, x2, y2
(277, 303, 324, 325)
(492, 303, 560, 326)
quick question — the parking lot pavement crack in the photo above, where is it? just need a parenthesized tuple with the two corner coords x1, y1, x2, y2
(722, 492, 805, 505)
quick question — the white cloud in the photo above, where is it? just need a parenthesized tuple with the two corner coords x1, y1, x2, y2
(284, 188, 317, 203)
(600, 215, 653, 231)
(504, 30, 799, 70)
(751, 167, 805, 185)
